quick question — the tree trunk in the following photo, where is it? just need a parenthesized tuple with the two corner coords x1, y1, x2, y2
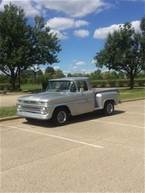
(10, 76, 16, 91)
(10, 69, 17, 91)
(129, 73, 135, 89)
(18, 66, 21, 90)
(33, 71, 37, 84)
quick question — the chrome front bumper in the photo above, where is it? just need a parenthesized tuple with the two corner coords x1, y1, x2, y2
(17, 111, 52, 120)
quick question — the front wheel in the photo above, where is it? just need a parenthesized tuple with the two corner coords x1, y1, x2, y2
(52, 108, 70, 126)
(103, 101, 114, 116)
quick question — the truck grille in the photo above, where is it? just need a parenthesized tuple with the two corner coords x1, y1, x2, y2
(22, 100, 38, 105)
(21, 105, 41, 114)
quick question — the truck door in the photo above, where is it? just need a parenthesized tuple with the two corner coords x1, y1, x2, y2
(75, 80, 94, 113)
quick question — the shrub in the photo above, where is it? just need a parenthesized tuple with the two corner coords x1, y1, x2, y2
(90, 79, 145, 88)
(135, 79, 145, 87)
(0, 83, 19, 91)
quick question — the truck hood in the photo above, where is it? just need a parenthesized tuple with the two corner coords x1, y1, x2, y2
(18, 91, 69, 102)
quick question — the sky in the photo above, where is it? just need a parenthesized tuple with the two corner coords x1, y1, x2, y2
(0, 0, 145, 74)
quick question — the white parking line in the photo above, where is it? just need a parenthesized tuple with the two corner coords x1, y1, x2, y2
(91, 120, 144, 129)
(2, 125, 104, 149)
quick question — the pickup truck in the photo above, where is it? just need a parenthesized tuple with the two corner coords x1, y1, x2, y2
(17, 77, 119, 125)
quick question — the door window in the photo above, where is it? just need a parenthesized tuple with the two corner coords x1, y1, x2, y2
(77, 81, 88, 91)
(70, 82, 77, 92)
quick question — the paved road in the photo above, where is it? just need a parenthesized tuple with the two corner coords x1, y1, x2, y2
(0, 100, 144, 192)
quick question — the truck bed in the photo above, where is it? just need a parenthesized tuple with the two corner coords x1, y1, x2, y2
(92, 88, 119, 94)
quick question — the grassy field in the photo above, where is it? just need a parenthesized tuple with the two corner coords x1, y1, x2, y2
(0, 106, 16, 118)
(119, 88, 145, 100)
(0, 88, 144, 118)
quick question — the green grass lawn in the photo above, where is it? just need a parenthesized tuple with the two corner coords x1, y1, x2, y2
(0, 106, 16, 118)
(0, 88, 144, 118)
(120, 88, 145, 100)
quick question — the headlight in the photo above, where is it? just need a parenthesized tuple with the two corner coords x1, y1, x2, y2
(40, 107, 48, 115)
(17, 104, 22, 111)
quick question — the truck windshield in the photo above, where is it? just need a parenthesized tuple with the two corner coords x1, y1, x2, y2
(46, 81, 71, 92)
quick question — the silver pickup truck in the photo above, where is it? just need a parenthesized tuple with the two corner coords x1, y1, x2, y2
(17, 77, 119, 125)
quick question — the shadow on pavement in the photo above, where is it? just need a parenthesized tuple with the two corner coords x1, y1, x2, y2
(23, 110, 125, 128)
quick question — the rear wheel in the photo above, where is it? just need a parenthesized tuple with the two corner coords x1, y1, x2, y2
(52, 108, 70, 126)
(103, 101, 114, 116)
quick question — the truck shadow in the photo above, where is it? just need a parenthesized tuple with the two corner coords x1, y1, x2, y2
(23, 110, 125, 128)
(70, 110, 125, 124)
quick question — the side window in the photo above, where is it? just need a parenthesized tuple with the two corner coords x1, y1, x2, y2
(77, 81, 88, 91)
(70, 82, 77, 92)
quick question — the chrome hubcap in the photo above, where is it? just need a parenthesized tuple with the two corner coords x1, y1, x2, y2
(57, 111, 67, 124)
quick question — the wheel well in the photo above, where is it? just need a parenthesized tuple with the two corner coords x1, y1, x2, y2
(104, 99, 115, 107)
(53, 105, 71, 115)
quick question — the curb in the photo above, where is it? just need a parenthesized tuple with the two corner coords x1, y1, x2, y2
(122, 97, 145, 103)
(0, 116, 22, 122)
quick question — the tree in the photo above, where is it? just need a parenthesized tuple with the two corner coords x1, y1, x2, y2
(0, 4, 61, 90)
(52, 69, 65, 78)
(45, 66, 55, 75)
(31, 16, 61, 67)
(30, 65, 42, 83)
(94, 19, 145, 89)
(21, 68, 43, 84)
(0, 4, 32, 89)
(140, 17, 145, 73)
(89, 70, 102, 80)
(45, 66, 55, 79)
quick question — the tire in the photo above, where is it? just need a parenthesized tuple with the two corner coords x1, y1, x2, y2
(103, 101, 114, 116)
(52, 108, 70, 126)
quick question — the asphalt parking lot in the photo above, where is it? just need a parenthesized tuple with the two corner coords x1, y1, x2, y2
(0, 100, 144, 192)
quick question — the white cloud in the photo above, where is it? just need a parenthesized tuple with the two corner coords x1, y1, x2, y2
(46, 17, 89, 31)
(131, 20, 141, 32)
(74, 29, 89, 38)
(75, 60, 86, 66)
(0, 0, 108, 18)
(46, 17, 89, 39)
(93, 20, 141, 39)
(91, 59, 97, 65)
(72, 66, 94, 74)
(72, 60, 86, 71)
(49, 29, 68, 40)
(75, 20, 89, 28)
(39, 0, 108, 18)
(94, 24, 120, 39)
(46, 17, 74, 30)
(73, 66, 78, 70)
(0, 0, 41, 16)
(54, 66, 60, 70)
(68, 59, 96, 74)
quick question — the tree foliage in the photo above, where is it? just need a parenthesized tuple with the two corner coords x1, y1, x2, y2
(31, 16, 61, 65)
(45, 66, 55, 75)
(0, 4, 61, 90)
(0, 4, 31, 89)
(45, 68, 65, 79)
(95, 18, 145, 89)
